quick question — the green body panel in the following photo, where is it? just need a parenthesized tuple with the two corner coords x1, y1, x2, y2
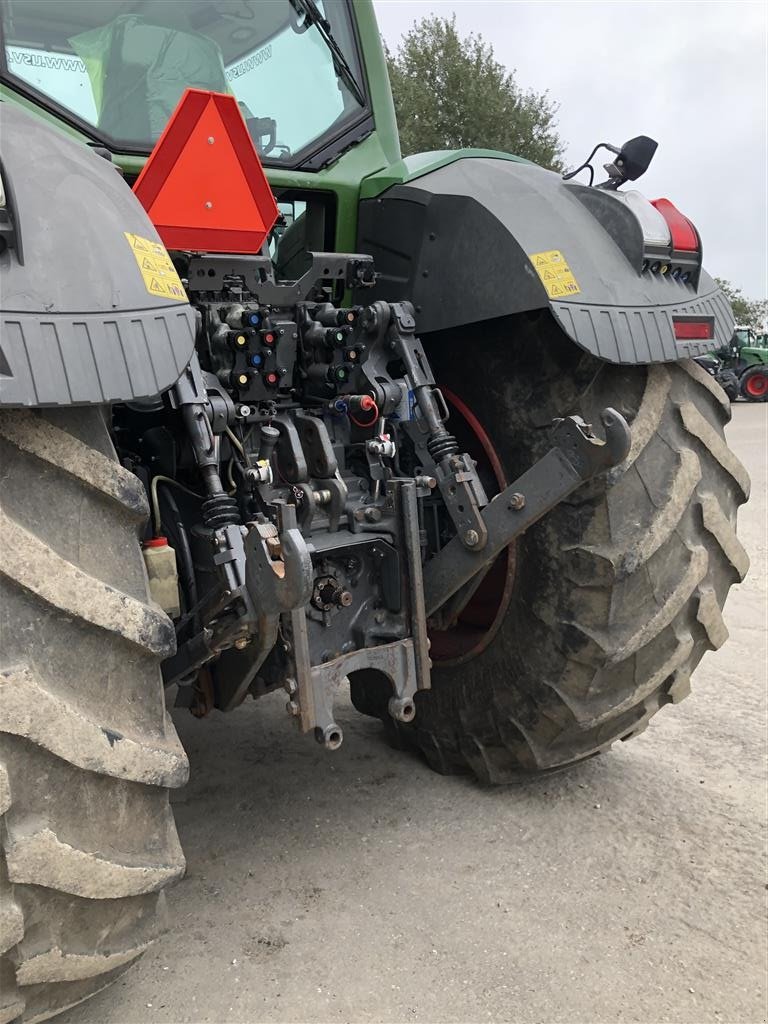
(261, 133, 395, 252)
(739, 346, 768, 367)
(735, 328, 768, 366)
(352, 0, 401, 167)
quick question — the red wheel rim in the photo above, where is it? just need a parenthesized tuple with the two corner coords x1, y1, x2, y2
(428, 389, 516, 665)
(745, 372, 768, 397)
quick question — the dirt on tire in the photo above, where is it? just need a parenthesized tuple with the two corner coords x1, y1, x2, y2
(0, 408, 187, 1024)
(352, 314, 750, 782)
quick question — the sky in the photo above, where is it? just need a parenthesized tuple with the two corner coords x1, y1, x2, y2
(374, 0, 768, 301)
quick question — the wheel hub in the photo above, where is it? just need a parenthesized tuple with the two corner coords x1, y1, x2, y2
(745, 372, 768, 397)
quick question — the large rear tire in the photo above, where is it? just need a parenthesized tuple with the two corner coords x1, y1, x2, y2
(351, 315, 750, 783)
(0, 408, 187, 1023)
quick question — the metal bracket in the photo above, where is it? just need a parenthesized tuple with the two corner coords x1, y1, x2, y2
(245, 503, 313, 612)
(433, 451, 489, 550)
(380, 303, 489, 549)
(423, 408, 632, 616)
(286, 635, 419, 750)
(391, 479, 432, 693)
(162, 503, 312, 689)
(187, 252, 375, 304)
(282, 477, 430, 750)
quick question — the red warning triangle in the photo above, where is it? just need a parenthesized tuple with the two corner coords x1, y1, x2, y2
(133, 89, 278, 254)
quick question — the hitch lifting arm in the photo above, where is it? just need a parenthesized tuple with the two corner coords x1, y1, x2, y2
(422, 408, 632, 617)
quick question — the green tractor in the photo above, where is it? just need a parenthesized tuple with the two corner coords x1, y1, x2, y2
(710, 325, 768, 401)
(0, 2, 751, 1020)
(728, 327, 768, 401)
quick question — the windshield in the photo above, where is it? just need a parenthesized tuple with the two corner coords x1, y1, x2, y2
(734, 328, 755, 347)
(0, 0, 366, 164)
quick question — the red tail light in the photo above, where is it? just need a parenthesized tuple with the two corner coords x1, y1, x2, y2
(673, 317, 714, 341)
(651, 198, 699, 252)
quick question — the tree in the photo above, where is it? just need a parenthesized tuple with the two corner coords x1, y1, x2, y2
(386, 15, 564, 170)
(715, 278, 768, 330)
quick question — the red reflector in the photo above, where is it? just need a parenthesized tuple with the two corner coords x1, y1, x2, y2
(673, 319, 714, 340)
(133, 89, 278, 253)
(651, 198, 699, 252)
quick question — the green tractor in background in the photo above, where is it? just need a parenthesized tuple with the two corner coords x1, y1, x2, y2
(0, 1, 750, 1020)
(698, 326, 768, 403)
(724, 327, 768, 401)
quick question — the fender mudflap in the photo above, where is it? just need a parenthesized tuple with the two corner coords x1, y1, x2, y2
(0, 103, 196, 407)
(357, 157, 733, 364)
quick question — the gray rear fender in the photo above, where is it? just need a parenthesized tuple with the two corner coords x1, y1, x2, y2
(0, 103, 196, 408)
(357, 157, 733, 363)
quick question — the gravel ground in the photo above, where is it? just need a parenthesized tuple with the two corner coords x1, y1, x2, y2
(62, 402, 767, 1024)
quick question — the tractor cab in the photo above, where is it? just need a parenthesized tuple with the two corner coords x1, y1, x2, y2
(727, 326, 768, 368)
(734, 326, 756, 349)
(0, 0, 370, 168)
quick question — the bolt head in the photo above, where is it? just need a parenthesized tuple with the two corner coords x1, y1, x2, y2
(508, 492, 526, 511)
(286, 699, 301, 717)
(464, 528, 480, 546)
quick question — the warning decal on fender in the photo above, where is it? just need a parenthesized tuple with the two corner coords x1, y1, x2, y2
(124, 232, 187, 302)
(529, 250, 581, 299)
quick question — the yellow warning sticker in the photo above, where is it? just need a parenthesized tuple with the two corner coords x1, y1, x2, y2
(124, 232, 187, 302)
(529, 249, 581, 299)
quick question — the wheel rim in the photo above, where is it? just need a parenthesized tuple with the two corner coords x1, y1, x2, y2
(427, 389, 516, 665)
(745, 372, 768, 397)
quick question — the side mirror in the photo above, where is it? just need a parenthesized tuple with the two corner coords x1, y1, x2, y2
(615, 136, 658, 181)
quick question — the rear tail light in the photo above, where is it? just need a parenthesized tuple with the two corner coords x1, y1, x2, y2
(651, 198, 699, 252)
(611, 190, 671, 246)
(673, 317, 714, 341)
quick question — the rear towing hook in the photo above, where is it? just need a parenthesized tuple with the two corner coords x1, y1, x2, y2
(422, 407, 632, 617)
(551, 406, 632, 478)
